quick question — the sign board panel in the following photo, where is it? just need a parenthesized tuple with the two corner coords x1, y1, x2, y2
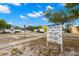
(47, 25, 62, 45)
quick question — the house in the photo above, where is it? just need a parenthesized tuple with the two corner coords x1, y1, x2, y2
(39, 28, 44, 33)
(34, 29, 38, 32)
(70, 25, 79, 34)
(0, 30, 3, 33)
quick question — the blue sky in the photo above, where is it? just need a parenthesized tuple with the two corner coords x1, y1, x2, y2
(0, 3, 79, 27)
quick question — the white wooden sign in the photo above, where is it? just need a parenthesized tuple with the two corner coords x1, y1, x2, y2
(47, 25, 62, 45)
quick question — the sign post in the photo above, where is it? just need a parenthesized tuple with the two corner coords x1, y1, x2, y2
(24, 25, 26, 39)
(47, 25, 63, 54)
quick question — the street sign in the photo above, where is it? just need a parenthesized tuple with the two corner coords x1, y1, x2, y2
(47, 25, 62, 45)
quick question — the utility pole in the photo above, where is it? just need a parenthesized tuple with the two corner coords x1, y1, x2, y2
(24, 25, 26, 39)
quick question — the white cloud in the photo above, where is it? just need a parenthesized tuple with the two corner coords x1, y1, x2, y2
(20, 15, 27, 20)
(0, 5, 10, 13)
(46, 5, 54, 10)
(60, 3, 66, 6)
(33, 11, 41, 16)
(7, 22, 13, 25)
(38, 11, 43, 15)
(11, 3, 21, 6)
(27, 11, 43, 18)
(42, 18, 48, 21)
(27, 13, 38, 18)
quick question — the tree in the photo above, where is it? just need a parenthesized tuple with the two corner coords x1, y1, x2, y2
(0, 19, 7, 30)
(64, 3, 79, 31)
(64, 3, 79, 20)
(64, 3, 79, 8)
(5, 24, 12, 29)
(44, 4, 79, 33)
(44, 3, 79, 25)
(14, 26, 21, 29)
(0, 19, 12, 30)
(26, 25, 42, 32)
(27, 25, 34, 31)
(44, 10, 73, 25)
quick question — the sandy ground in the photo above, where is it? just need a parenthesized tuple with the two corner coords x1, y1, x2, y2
(0, 32, 45, 44)
(0, 36, 79, 56)
(0, 33, 79, 56)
